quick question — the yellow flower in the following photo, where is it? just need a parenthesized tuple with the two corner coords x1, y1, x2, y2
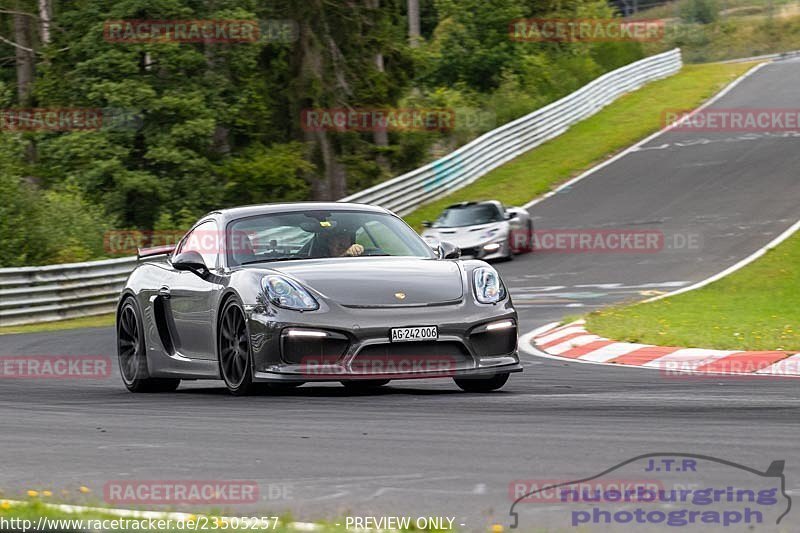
(491, 525, 504, 533)
(79, 486, 91, 494)
(27, 490, 39, 498)
(1, 501, 11, 510)
(42, 490, 52, 497)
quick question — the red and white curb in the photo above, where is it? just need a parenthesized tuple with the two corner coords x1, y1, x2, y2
(520, 321, 800, 378)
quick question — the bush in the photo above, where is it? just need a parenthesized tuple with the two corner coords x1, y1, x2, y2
(681, 0, 719, 24)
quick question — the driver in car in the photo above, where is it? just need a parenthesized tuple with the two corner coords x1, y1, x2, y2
(325, 228, 364, 257)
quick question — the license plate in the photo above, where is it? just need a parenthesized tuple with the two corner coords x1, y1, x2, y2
(390, 326, 438, 342)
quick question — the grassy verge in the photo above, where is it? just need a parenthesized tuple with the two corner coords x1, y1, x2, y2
(403, 61, 755, 228)
(0, 313, 115, 336)
(586, 231, 800, 351)
(636, 1, 800, 64)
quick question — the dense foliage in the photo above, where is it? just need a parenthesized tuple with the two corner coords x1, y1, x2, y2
(0, 0, 645, 266)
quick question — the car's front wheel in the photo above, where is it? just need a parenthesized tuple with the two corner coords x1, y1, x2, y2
(218, 298, 259, 396)
(453, 373, 509, 392)
(117, 298, 180, 393)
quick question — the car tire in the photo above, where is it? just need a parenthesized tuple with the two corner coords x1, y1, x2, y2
(453, 373, 509, 392)
(341, 379, 391, 391)
(117, 297, 181, 393)
(218, 298, 259, 396)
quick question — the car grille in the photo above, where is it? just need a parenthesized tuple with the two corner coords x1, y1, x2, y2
(352, 341, 472, 374)
(460, 246, 480, 257)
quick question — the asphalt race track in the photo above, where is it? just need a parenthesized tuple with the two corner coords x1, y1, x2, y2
(2, 59, 799, 531)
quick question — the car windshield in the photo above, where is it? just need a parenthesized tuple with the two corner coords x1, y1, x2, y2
(433, 204, 503, 228)
(227, 210, 435, 266)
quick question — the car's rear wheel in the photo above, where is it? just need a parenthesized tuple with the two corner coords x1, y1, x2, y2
(341, 379, 390, 391)
(218, 298, 258, 396)
(453, 373, 509, 392)
(117, 298, 180, 393)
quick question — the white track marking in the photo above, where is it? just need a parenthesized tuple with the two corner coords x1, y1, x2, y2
(643, 218, 800, 303)
(756, 354, 800, 376)
(640, 348, 738, 370)
(535, 326, 586, 345)
(579, 342, 649, 363)
(519, 62, 800, 377)
(522, 63, 768, 210)
(547, 335, 602, 355)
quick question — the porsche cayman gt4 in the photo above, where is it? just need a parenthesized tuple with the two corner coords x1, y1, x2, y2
(116, 203, 521, 395)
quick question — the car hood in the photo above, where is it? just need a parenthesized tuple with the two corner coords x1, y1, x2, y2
(423, 222, 508, 248)
(270, 257, 464, 307)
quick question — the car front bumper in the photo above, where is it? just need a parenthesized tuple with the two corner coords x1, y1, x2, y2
(457, 239, 512, 261)
(245, 297, 521, 382)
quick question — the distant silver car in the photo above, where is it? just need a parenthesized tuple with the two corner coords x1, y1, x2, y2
(421, 201, 533, 261)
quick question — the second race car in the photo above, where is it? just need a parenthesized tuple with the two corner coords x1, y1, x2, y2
(421, 201, 533, 261)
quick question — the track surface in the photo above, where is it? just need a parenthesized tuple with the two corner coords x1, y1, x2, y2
(2, 60, 800, 531)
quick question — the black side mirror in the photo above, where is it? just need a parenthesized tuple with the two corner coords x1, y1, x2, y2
(172, 250, 208, 275)
(438, 241, 461, 260)
(504, 211, 518, 220)
(422, 221, 432, 228)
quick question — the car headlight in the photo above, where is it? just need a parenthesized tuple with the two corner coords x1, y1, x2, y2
(473, 266, 505, 304)
(262, 275, 318, 311)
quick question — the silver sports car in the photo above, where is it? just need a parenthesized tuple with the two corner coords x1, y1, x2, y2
(117, 202, 521, 395)
(421, 201, 533, 261)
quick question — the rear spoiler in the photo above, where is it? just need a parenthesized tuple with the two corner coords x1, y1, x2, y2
(137, 244, 175, 260)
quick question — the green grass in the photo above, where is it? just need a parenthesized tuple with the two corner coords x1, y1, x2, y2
(0, 313, 115, 336)
(586, 232, 800, 351)
(403, 61, 755, 229)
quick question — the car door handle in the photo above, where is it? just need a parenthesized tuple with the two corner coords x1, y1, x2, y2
(158, 286, 171, 298)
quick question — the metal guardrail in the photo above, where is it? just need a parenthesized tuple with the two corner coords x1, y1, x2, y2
(718, 49, 800, 64)
(340, 48, 683, 215)
(0, 50, 683, 327)
(0, 257, 138, 327)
